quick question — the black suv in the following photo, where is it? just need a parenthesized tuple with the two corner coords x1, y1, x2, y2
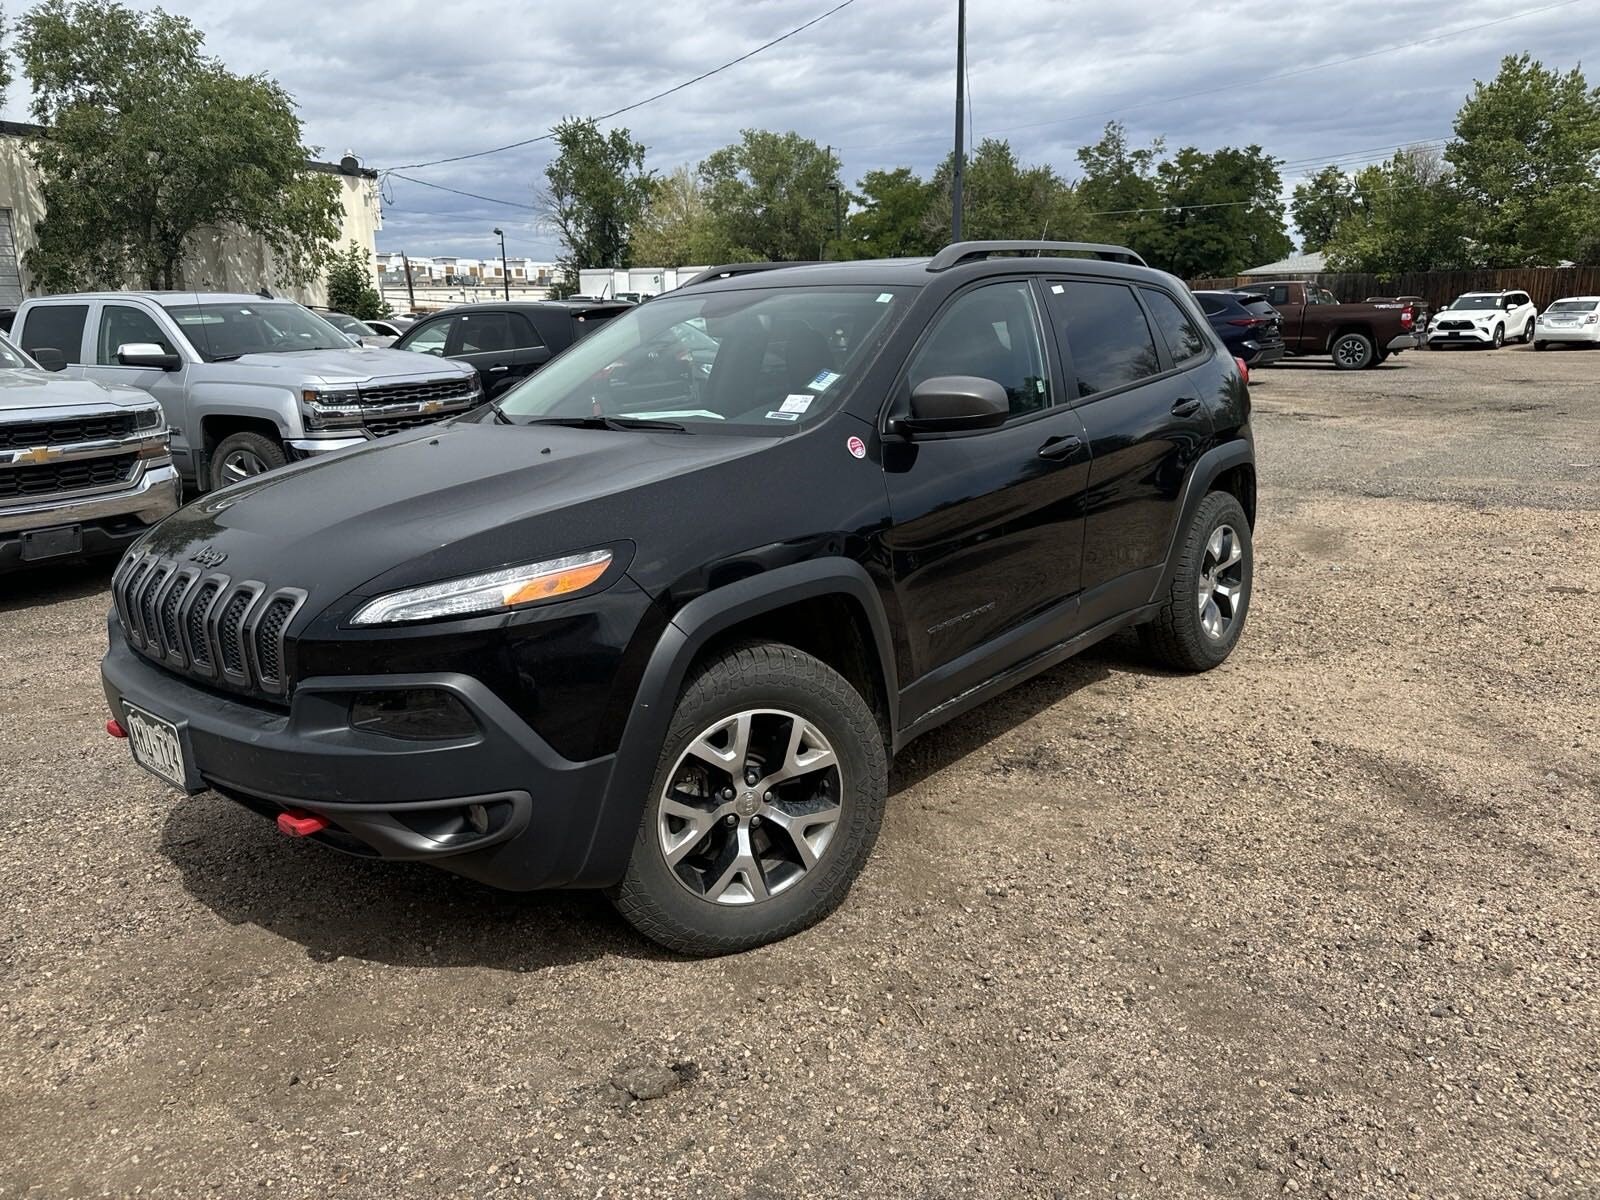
(102, 242, 1256, 955)
(392, 300, 634, 396)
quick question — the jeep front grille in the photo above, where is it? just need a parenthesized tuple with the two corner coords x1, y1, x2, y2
(113, 552, 306, 699)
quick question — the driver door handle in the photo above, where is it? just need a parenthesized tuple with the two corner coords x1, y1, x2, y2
(488, 364, 509, 372)
(1171, 397, 1202, 417)
(1037, 435, 1083, 460)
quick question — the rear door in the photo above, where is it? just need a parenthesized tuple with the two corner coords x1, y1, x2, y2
(1043, 278, 1214, 624)
(447, 310, 549, 396)
(17, 302, 90, 373)
(882, 277, 1092, 719)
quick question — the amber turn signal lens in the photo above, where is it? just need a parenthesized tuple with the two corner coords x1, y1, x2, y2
(505, 558, 611, 605)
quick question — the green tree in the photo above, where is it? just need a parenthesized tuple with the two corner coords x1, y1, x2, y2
(844, 167, 938, 258)
(1446, 54, 1600, 265)
(1290, 165, 1356, 251)
(18, 0, 342, 292)
(324, 241, 388, 319)
(1324, 148, 1468, 273)
(925, 138, 1091, 245)
(698, 130, 840, 260)
(1149, 144, 1292, 277)
(630, 166, 725, 266)
(1074, 121, 1166, 256)
(541, 117, 653, 294)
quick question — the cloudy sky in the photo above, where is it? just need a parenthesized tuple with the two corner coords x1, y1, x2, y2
(4, 0, 1592, 259)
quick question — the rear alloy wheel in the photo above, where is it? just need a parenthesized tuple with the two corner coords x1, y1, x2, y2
(209, 431, 286, 491)
(1140, 490, 1253, 672)
(610, 642, 887, 955)
(1331, 331, 1374, 370)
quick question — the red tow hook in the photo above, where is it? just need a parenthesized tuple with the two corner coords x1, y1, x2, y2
(277, 809, 329, 838)
(106, 718, 127, 739)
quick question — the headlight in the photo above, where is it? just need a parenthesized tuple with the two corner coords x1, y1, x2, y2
(349, 549, 614, 625)
(133, 406, 164, 430)
(302, 385, 365, 430)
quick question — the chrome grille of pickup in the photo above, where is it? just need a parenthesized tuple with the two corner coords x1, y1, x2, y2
(113, 552, 306, 699)
(0, 412, 137, 449)
(366, 412, 455, 437)
(357, 377, 476, 407)
(0, 453, 136, 499)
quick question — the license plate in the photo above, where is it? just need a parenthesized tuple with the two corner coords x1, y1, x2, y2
(21, 525, 83, 561)
(122, 703, 190, 790)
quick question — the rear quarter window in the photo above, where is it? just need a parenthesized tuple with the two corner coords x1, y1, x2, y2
(20, 304, 88, 364)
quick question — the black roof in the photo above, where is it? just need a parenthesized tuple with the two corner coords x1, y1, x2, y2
(425, 299, 633, 315)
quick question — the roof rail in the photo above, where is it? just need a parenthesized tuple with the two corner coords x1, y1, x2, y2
(927, 240, 1147, 271)
(678, 261, 822, 290)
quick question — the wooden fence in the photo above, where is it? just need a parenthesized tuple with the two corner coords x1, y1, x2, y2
(1188, 267, 1600, 312)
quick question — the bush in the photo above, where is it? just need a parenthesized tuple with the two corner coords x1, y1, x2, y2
(324, 242, 390, 319)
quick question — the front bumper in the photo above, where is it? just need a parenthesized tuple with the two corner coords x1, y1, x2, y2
(286, 436, 369, 458)
(101, 630, 620, 890)
(0, 462, 181, 568)
(1426, 327, 1494, 345)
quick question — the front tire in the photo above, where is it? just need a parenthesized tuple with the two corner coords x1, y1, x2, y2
(1331, 331, 1375, 370)
(209, 431, 286, 491)
(1490, 324, 1505, 349)
(1140, 491, 1253, 672)
(1521, 319, 1535, 344)
(610, 642, 888, 956)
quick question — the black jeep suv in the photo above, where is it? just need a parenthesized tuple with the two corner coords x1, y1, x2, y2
(102, 242, 1256, 955)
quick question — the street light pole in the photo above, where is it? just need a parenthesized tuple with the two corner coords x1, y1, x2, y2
(493, 227, 509, 300)
(951, 0, 966, 242)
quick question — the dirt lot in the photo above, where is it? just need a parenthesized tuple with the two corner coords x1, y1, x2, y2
(2, 344, 1596, 1199)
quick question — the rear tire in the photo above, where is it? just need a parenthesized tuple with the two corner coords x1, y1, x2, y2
(609, 642, 888, 956)
(1140, 491, 1253, 673)
(1534, 340, 1548, 352)
(1331, 331, 1375, 370)
(208, 431, 286, 491)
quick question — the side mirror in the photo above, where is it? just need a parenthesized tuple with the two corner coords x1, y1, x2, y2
(117, 343, 182, 371)
(30, 346, 66, 372)
(899, 376, 1009, 435)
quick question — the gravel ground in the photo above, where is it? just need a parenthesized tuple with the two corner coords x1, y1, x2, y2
(2, 344, 1596, 1199)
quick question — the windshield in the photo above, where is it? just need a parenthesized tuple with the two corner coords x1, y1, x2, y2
(1548, 299, 1598, 313)
(323, 312, 375, 336)
(1449, 295, 1499, 310)
(0, 332, 34, 369)
(165, 302, 353, 360)
(494, 285, 908, 433)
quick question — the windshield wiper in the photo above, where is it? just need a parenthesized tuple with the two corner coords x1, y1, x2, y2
(519, 414, 687, 432)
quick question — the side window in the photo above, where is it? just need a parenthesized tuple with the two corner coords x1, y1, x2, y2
(1049, 280, 1162, 399)
(20, 304, 88, 364)
(1142, 288, 1208, 364)
(400, 317, 452, 356)
(449, 311, 531, 355)
(1196, 295, 1226, 316)
(906, 281, 1052, 418)
(1266, 285, 1289, 306)
(97, 305, 176, 365)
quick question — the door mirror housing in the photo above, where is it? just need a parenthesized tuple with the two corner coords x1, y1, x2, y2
(899, 376, 1009, 435)
(116, 342, 182, 371)
(29, 346, 66, 372)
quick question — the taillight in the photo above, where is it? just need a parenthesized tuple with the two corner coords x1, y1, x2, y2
(1400, 306, 1414, 329)
(1233, 356, 1250, 384)
(1586, 314, 1599, 325)
(1227, 317, 1272, 326)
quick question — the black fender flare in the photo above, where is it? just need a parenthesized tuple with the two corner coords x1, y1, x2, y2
(571, 558, 899, 886)
(1148, 437, 1256, 605)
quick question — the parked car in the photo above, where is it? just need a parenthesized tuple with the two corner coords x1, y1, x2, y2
(1192, 290, 1286, 367)
(320, 311, 395, 349)
(11, 293, 480, 491)
(1425, 290, 1537, 349)
(0, 330, 179, 571)
(1532, 296, 1600, 350)
(366, 318, 411, 338)
(100, 240, 1256, 955)
(391, 300, 633, 397)
(1236, 281, 1425, 369)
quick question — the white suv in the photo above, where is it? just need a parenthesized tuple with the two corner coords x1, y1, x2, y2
(1426, 290, 1537, 350)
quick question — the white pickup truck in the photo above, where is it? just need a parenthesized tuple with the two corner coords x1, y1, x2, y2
(0, 331, 178, 572)
(11, 293, 480, 492)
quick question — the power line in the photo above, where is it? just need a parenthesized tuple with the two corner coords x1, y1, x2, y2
(978, 0, 1589, 140)
(388, 172, 538, 211)
(378, 0, 861, 172)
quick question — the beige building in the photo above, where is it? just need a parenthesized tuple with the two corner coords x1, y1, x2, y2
(0, 120, 381, 307)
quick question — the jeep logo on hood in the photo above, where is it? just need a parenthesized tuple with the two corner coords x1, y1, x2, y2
(190, 544, 227, 568)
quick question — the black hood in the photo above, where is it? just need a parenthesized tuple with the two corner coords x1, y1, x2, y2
(137, 419, 770, 611)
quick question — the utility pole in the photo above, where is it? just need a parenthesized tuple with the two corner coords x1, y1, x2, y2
(494, 228, 509, 301)
(401, 251, 416, 313)
(951, 0, 966, 242)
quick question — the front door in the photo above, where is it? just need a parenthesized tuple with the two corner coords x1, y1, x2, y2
(82, 302, 194, 472)
(882, 278, 1092, 721)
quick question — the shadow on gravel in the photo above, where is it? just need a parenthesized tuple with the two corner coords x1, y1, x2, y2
(160, 795, 661, 970)
(0, 559, 116, 613)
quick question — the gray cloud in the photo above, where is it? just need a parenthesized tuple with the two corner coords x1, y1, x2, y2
(2, 0, 1589, 258)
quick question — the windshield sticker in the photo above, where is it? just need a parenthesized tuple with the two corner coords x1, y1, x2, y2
(765, 411, 801, 422)
(808, 369, 842, 392)
(779, 394, 814, 414)
(1050, 284, 1063, 294)
(876, 292, 893, 303)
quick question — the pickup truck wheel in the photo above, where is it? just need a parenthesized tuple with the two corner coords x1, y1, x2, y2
(1139, 491, 1252, 672)
(209, 431, 286, 490)
(610, 642, 887, 956)
(1331, 331, 1374, 370)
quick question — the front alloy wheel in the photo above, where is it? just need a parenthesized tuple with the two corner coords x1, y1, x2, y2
(1491, 324, 1505, 349)
(1197, 524, 1246, 641)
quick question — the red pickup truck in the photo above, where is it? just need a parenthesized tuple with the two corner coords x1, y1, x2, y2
(1237, 281, 1427, 370)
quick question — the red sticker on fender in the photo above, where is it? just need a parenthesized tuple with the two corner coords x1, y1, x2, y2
(846, 435, 866, 459)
